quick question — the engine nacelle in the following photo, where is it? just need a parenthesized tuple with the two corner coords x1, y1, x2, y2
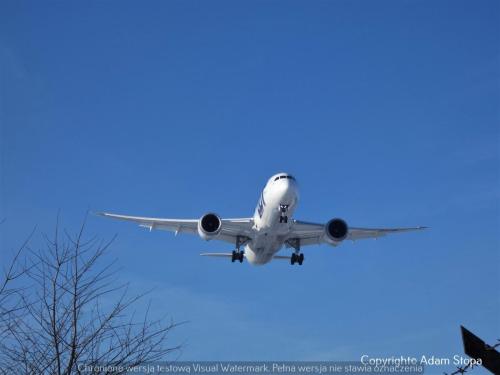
(325, 218, 349, 243)
(197, 213, 222, 240)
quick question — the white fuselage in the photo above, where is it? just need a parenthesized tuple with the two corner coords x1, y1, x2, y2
(244, 173, 299, 265)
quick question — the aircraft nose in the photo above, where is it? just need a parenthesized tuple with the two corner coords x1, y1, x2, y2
(277, 179, 296, 203)
(276, 178, 290, 191)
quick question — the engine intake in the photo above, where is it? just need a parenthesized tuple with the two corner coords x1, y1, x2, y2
(325, 218, 348, 243)
(198, 213, 222, 240)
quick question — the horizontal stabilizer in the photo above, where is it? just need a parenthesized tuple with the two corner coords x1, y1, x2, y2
(199, 253, 291, 261)
(200, 253, 235, 258)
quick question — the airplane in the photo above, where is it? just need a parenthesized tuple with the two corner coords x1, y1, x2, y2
(98, 172, 427, 266)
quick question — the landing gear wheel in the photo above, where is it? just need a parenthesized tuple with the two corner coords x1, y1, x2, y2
(280, 216, 288, 223)
(298, 253, 304, 265)
(231, 236, 246, 264)
(232, 251, 244, 263)
(290, 253, 304, 266)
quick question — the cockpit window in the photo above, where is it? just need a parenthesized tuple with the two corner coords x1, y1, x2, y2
(274, 175, 295, 181)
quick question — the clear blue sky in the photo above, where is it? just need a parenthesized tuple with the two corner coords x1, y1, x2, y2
(1, 0, 499, 372)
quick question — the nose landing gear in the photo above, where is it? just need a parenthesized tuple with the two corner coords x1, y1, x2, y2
(279, 204, 289, 223)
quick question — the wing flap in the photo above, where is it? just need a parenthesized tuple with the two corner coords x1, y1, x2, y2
(288, 219, 427, 246)
(97, 212, 254, 244)
(97, 212, 198, 234)
(348, 226, 428, 240)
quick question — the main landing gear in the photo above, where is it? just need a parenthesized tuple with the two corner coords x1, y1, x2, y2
(289, 238, 304, 265)
(231, 250, 244, 263)
(231, 236, 245, 263)
(290, 253, 304, 266)
(279, 204, 289, 223)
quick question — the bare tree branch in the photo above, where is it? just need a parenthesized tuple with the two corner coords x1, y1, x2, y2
(0, 215, 180, 374)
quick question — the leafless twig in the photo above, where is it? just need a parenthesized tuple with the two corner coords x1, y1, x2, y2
(0, 216, 180, 374)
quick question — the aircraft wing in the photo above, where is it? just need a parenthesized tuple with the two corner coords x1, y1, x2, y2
(287, 219, 427, 247)
(97, 212, 254, 244)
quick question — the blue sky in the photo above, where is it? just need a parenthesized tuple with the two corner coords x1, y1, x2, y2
(1, 0, 499, 372)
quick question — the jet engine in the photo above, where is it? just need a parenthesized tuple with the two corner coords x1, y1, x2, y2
(197, 213, 222, 240)
(325, 218, 349, 243)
